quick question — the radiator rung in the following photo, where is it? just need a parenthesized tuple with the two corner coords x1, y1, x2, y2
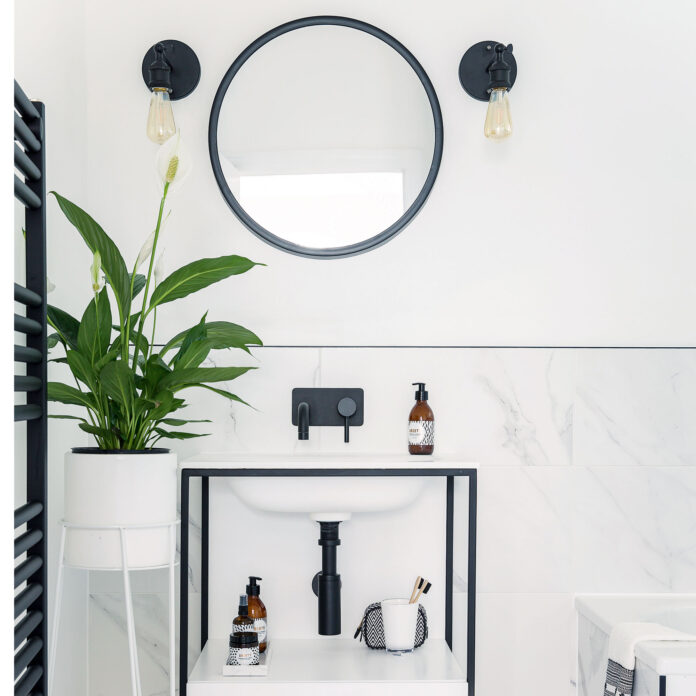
(15, 556, 43, 588)
(14, 284, 42, 307)
(15, 637, 43, 679)
(15, 664, 43, 696)
(14, 81, 41, 121)
(15, 175, 41, 209)
(15, 584, 42, 618)
(15, 376, 42, 393)
(14, 502, 43, 529)
(14, 314, 42, 335)
(14, 611, 42, 649)
(15, 405, 43, 422)
(15, 529, 43, 558)
(14, 113, 40, 153)
(14, 346, 42, 363)
(14, 143, 41, 181)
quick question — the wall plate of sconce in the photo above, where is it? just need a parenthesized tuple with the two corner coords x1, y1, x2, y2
(459, 41, 517, 140)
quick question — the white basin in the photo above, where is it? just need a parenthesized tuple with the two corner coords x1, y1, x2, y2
(230, 474, 425, 521)
(181, 453, 467, 522)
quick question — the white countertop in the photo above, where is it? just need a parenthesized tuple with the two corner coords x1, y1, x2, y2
(188, 638, 466, 694)
(576, 594, 696, 675)
(180, 452, 478, 471)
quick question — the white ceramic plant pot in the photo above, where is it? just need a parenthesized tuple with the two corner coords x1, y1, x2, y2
(64, 449, 177, 570)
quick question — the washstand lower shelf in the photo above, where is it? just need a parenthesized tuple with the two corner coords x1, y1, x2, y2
(188, 638, 467, 695)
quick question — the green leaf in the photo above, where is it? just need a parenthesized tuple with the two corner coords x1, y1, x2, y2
(47, 382, 98, 410)
(172, 314, 210, 369)
(49, 414, 88, 421)
(66, 350, 97, 389)
(142, 355, 171, 397)
(131, 273, 146, 299)
(146, 391, 184, 421)
(161, 321, 262, 356)
(196, 384, 253, 408)
(51, 192, 131, 321)
(49, 357, 69, 364)
(153, 428, 210, 441)
(78, 287, 112, 366)
(47, 333, 60, 349)
(47, 305, 80, 351)
(149, 256, 263, 310)
(157, 366, 255, 391)
(79, 422, 115, 439)
(99, 361, 135, 415)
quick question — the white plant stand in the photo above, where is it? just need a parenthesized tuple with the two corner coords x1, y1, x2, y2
(49, 519, 179, 696)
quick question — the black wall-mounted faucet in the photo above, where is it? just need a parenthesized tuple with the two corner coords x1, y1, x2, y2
(297, 401, 310, 440)
(292, 388, 364, 442)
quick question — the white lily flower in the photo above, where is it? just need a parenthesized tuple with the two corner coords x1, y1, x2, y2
(154, 248, 166, 285)
(135, 229, 156, 270)
(90, 251, 104, 293)
(156, 131, 191, 191)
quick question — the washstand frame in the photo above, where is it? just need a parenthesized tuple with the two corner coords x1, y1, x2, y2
(179, 466, 477, 696)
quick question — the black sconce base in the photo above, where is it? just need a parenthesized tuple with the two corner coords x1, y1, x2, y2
(459, 41, 517, 101)
(142, 40, 201, 100)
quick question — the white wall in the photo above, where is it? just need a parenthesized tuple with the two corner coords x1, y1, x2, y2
(69, 0, 696, 347)
(13, 1, 696, 695)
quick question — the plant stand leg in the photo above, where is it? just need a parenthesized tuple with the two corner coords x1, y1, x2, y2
(48, 524, 67, 694)
(169, 523, 176, 696)
(120, 528, 142, 696)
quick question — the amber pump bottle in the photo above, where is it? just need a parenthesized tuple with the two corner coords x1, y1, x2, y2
(408, 382, 434, 455)
(246, 576, 267, 652)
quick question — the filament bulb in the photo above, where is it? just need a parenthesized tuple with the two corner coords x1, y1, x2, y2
(484, 88, 512, 141)
(146, 88, 176, 144)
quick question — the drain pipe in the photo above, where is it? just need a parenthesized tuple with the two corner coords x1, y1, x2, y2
(312, 521, 342, 635)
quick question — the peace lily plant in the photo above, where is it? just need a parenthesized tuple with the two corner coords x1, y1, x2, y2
(47, 135, 264, 450)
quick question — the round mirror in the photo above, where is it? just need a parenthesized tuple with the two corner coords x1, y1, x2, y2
(209, 16, 443, 259)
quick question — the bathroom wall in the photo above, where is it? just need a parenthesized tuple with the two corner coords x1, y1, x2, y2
(13, 0, 696, 695)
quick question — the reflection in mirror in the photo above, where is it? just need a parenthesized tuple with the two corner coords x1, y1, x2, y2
(213, 21, 439, 256)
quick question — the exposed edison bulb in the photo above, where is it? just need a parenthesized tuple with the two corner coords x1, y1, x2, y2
(146, 88, 176, 144)
(484, 88, 512, 141)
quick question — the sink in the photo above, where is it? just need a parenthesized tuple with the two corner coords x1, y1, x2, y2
(187, 453, 436, 522)
(229, 474, 426, 521)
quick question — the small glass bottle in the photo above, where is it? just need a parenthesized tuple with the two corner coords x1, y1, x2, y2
(232, 595, 254, 633)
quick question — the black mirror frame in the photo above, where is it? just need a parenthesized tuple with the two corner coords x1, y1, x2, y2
(209, 15, 444, 260)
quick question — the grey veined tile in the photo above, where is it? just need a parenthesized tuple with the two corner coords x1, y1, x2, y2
(572, 466, 696, 592)
(574, 349, 696, 466)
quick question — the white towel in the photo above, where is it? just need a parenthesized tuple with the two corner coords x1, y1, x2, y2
(604, 622, 695, 696)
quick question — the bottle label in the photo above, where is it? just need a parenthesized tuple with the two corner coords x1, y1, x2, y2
(253, 618, 267, 643)
(235, 647, 256, 665)
(408, 420, 434, 446)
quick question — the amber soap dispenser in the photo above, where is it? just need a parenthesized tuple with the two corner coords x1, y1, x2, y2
(246, 576, 267, 652)
(408, 382, 434, 455)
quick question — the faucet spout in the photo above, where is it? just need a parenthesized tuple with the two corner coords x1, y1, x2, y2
(297, 401, 309, 440)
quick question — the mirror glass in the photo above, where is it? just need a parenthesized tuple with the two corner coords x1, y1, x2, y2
(211, 20, 441, 258)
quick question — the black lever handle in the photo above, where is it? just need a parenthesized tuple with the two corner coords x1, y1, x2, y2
(337, 397, 357, 443)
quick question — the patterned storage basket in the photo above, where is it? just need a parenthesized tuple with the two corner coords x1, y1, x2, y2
(354, 602, 428, 650)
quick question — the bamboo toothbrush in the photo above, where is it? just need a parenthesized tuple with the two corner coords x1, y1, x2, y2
(412, 580, 431, 605)
(408, 576, 423, 604)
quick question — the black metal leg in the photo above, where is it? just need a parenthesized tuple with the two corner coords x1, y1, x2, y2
(445, 476, 454, 649)
(467, 471, 477, 696)
(201, 476, 209, 649)
(180, 471, 190, 696)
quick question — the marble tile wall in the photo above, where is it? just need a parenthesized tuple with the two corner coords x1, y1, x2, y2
(85, 347, 696, 696)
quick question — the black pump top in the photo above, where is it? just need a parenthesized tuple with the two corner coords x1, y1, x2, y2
(246, 576, 262, 596)
(238, 594, 248, 616)
(413, 382, 428, 401)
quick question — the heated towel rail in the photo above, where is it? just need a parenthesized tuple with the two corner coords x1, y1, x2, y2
(14, 79, 48, 696)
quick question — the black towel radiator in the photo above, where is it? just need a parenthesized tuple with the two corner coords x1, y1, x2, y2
(14, 79, 48, 696)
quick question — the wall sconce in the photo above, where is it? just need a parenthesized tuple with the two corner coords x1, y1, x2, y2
(141, 40, 201, 144)
(459, 41, 517, 141)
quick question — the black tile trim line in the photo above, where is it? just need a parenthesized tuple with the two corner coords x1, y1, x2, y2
(153, 344, 696, 349)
